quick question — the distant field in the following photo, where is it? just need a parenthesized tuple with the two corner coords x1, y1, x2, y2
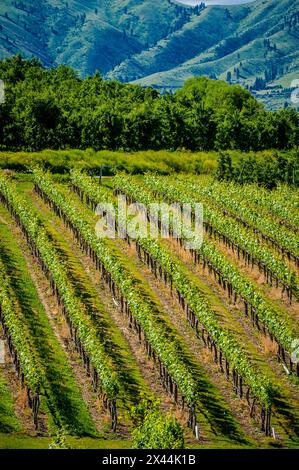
(0, 149, 295, 175)
(0, 169, 298, 449)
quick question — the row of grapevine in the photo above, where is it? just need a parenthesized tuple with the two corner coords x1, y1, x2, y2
(0, 172, 119, 430)
(112, 174, 299, 376)
(143, 175, 299, 302)
(70, 170, 112, 209)
(220, 182, 299, 232)
(175, 177, 299, 265)
(71, 171, 278, 435)
(33, 168, 202, 434)
(0, 260, 42, 428)
(135, 238, 274, 432)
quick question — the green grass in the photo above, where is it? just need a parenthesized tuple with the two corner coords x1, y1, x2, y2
(0, 149, 296, 176)
(0, 432, 269, 449)
(0, 374, 22, 434)
(0, 433, 132, 449)
(0, 431, 284, 449)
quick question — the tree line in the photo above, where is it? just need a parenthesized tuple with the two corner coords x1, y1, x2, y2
(0, 55, 298, 152)
(216, 152, 298, 188)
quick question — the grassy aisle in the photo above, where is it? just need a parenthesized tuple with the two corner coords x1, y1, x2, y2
(0, 372, 22, 434)
(0, 433, 132, 449)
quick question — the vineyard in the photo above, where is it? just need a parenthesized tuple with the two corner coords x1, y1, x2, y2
(0, 169, 299, 449)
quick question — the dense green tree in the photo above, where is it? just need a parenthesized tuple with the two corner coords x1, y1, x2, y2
(216, 152, 234, 181)
(220, 152, 299, 188)
(0, 56, 298, 153)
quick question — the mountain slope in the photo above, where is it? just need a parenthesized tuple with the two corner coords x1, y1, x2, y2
(0, 0, 298, 109)
(124, 0, 298, 81)
(127, 0, 299, 110)
(107, 4, 249, 82)
(0, 0, 194, 74)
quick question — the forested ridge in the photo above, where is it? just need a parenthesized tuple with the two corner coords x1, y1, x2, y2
(0, 56, 298, 152)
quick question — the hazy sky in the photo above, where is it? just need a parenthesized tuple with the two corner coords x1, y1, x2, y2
(179, 1, 254, 5)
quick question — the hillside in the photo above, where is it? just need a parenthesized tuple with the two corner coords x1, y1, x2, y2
(0, 0, 298, 109)
(0, 0, 195, 74)
(130, 0, 299, 110)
